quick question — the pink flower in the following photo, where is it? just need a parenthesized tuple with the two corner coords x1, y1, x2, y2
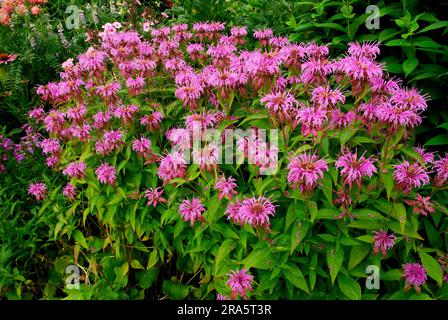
(192, 143, 220, 172)
(226, 269, 254, 300)
(175, 83, 203, 110)
(253, 28, 273, 46)
(178, 197, 206, 226)
(287, 153, 328, 192)
(311, 86, 345, 109)
(93, 111, 111, 129)
(185, 112, 217, 131)
(62, 161, 87, 179)
(63, 183, 76, 200)
(260, 91, 298, 114)
(144, 187, 167, 207)
(335, 150, 377, 188)
(215, 176, 238, 200)
(140, 111, 164, 131)
(348, 41, 380, 60)
(373, 230, 396, 256)
(414, 147, 435, 164)
(331, 110, 356, 128)
(296, 106, 327, 137)
(403, 263, 427, 293)
(28, 182, 47, 201)
(95, 163, 117, 185)
(376, 102, 421, 128)
(158, 152, 187, 183)
(41, 138, 60, 155)
(132, 137, 152, 156)
(434, 155, 448, 186)
(404, 194, 435, 216)
(226, 196, 276, 228)
(393, 161, 430, 193)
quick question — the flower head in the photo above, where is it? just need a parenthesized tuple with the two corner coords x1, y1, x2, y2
(393, 161, 430, 193)
(226, 269, 254, 299)
(335, 150, 377, 188)
(63, 183, 76, 200)
(62, 161, 87, 179)
(226, 196, 276, 228)
(28, 182, 47, 201)
(95, 163, 117, 185)
(144, 187, 167, 207)
(178, 197, 206, 226)
(215, 176, 238, 200)
(287, 153, 328, 192)
(404, 194, 435, 216)
(373, 230, 396, 256)
(403, 263, 427, 293)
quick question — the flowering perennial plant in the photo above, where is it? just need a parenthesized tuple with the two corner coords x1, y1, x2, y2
(5, 20, 447, 300)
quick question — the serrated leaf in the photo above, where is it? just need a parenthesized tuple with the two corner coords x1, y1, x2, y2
(327, 247, 344, 285)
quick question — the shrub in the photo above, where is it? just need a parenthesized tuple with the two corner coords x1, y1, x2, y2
(1, 20, 448, 300)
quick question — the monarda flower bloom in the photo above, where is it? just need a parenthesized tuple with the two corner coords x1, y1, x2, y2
(347, 41, 380, 60)
(260, 91, 298, 114)
(376, 102, 421, 128)
(287, 153, 328, 193)
(311, 86, 345, 109)
(41, 138, 60, 155)
(62, 161, 87, 179)
(185, 112, 217, 131)
(93, 111, 111, 130)
(113, 105, 139, 124)
(178, 197, 205, 226)
(95, 163, 117, 185)
(433, 155, 448, 186)
(414, 147, 435, 164)
(330, 110, 357, 128)
(226, 269, 254, 300)
(373, 230, 396, 257)
(192, 143, 220, 172)
(144, 187, 167, 207)
(63, 183, 76, 200)
(215, 176, 238, 200)
(253, 28, 273, 46)
(296, 106, 327, 137)
(28, 182, 47, 201)
(393, 161, 430, 193)
(132, 137, 152, 157)
(335, 150, 377, 188)
(403, 263, 427, 293)
(66, 104, 87, 122)
(390, 87, 428, 113)
(227, 196, 276, 228)
(158, 152, 187, 184)
(404, 194, 435, 217)
(140, 111, 164, 131)
(126, 77, 145, 96)
(28, 107, 45, 122)
(175, 83, 203, 110)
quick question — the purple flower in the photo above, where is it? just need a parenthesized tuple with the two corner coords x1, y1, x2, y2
(373, 230, 396, 256)
(215, 176, 238, 200)
(287, 153, 328, 193)
(226, 269, 254, 300)
(335, 150, 377, 188)
(403, 263, 427, 293)
(28, 182, 47, 201)
(178, 197, 206, 226)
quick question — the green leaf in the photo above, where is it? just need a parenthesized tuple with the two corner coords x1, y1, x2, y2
(418, 249, 443, 286)
(131, 259, 144, 270)
(338, 275, 362, 300)
(283, 264, 309, 294)
(322, 172, 333, 205)
(417, 21, 448, 33)
(72, 230, 88, 249)
(381, 170, 394, 200)
(162, 280, 190, 300)
(327, 247, 344, 285)
(136, 268, 159, 289)
(242, 248, 272, 270)
(348, 244, 371, 270)
(425, 134, 448, 146)
(213, 239, 236, 276)
(413, 37, 442, 48)
(403, 58, 419, 77)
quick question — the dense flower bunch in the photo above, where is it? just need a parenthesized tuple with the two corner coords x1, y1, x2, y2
(17, 20, 448, 300)
(0, 0, 47, 25)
